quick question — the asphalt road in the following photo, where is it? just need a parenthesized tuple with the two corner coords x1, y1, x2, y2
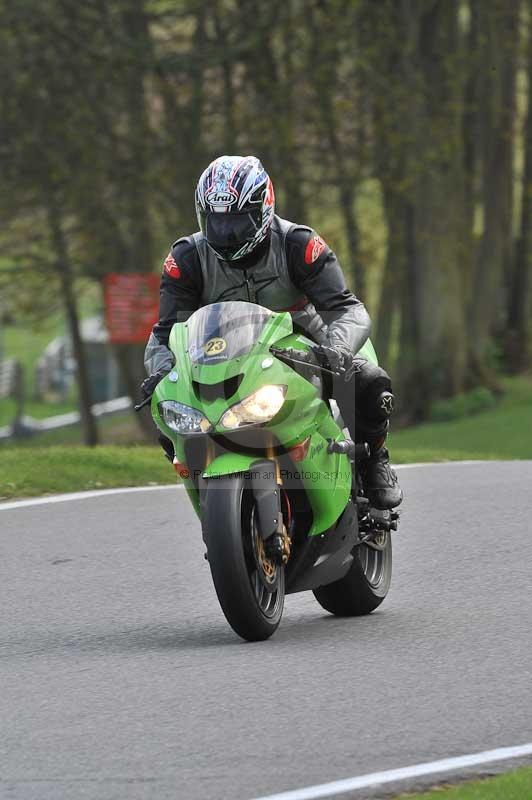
(1, 462, 532, 800)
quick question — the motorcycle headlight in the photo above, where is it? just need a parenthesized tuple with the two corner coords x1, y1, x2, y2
(220, 385, 287, 430)
(158, 401, 212, 434)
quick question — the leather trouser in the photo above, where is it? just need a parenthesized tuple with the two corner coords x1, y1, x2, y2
(331, 357, 393, 446)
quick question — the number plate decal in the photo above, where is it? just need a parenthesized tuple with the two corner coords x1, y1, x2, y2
(203, 337, 227, 356)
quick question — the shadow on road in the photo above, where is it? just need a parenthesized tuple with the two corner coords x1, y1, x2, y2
(1, 607, 403, 660)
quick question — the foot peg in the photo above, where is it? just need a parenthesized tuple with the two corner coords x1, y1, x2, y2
(372, 508, 400, 531)
(327, 438, 370, 461)
(358, 506, 400, 536)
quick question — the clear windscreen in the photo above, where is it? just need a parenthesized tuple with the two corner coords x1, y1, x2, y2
(187, 301, 273, 364)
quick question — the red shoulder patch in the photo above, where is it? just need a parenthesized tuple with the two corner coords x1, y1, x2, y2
(304, 235, 327, 265)
(163, 252, 181, 279)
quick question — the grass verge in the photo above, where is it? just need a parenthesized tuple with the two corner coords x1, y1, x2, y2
(401, 765, 532, 798)
(0, 446, 175, 500)
(1, 377, 531, 500)
(391, 376, 532, 462)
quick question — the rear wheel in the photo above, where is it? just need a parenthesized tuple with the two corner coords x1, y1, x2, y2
(203, 476, 284, 641)
(313, 531, 392, 616)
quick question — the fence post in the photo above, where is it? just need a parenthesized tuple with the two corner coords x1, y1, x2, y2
(0, 358, 27, 438)
(12, 361, 25, 433)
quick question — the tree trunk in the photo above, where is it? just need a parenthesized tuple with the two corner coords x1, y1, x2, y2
(468, 0, 519, 381)
(213, 2, 237, 153)
(47, 198, 98, 447)
(364, 0, 470, 418)
(307, 2, 364, 294)
(462, 0, 480, 240)
(277, 0, 306, 221)
(158, 3, 208, 233)
(238, 0, 306, 221)
(375, 190, 407, 369)
(408, 1, 470, 404)
(122, 0, 155, 267)
(109, 0, 163, 440)
(505, 2, 532, 371)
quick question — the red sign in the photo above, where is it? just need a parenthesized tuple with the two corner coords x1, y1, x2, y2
(104, 273, 159, 344)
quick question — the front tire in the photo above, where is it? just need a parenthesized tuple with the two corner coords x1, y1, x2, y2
(313, 532, 392, 616)
(202, 476, 284, 641)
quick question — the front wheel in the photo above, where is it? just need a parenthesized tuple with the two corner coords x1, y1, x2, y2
(202, 476, 284, 641)
(313, 532, 392, 616)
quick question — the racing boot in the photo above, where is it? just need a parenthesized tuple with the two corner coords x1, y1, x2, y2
(358, 439, 403, 510)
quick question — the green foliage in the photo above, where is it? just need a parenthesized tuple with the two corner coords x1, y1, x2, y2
(1, 0, 531, 423)
(428, 387, 497, 422)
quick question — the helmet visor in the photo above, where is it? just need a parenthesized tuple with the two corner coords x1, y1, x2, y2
(199, 210, 262, 260)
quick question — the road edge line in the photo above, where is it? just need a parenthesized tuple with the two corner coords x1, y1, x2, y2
(250, 742, 532, 800)
(0, 483, 182, 511)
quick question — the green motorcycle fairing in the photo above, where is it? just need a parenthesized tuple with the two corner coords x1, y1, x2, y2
(151, 301, 378, 536)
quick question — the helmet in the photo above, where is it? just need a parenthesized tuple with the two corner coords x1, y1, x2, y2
(195, 155, 275, 262)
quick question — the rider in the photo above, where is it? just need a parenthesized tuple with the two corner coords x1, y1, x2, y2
(143, 155, 402, 510)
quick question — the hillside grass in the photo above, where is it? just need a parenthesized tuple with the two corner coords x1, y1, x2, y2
(1, 376, 530, 500)
(402, 766, 532, 799)
(0, 445, 172, 501)
(391, 376, 532, 462)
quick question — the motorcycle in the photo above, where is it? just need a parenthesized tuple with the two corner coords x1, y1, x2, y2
(138, 300, 399, 641)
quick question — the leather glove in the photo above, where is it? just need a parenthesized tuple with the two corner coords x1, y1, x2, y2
(318, 342, 352, 372)
(140, 371, 167, 400)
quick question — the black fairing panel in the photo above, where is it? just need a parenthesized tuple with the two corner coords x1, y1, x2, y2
(285, 499, 358, 594)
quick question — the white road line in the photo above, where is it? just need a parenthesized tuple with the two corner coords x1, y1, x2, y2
(251, 742, 532, 800)
(394, 459, 494, 469)
(0, 484, 181, 511)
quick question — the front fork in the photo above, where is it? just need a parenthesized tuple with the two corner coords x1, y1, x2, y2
(253, 443, 292, 565)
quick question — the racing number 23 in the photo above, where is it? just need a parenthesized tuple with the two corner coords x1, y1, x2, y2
(203, 337, 227, 355)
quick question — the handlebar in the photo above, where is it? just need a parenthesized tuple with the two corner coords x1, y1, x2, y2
(136, 345, 356, 413)
(134, 395, 152, 412)
(270, 344, 356, 382)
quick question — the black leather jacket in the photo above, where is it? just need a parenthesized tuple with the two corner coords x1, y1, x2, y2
(144, 215, 371, 374)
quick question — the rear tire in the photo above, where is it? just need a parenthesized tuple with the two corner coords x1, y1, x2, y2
(313, 532, 392, 616)
(202, 476, 284, 641)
